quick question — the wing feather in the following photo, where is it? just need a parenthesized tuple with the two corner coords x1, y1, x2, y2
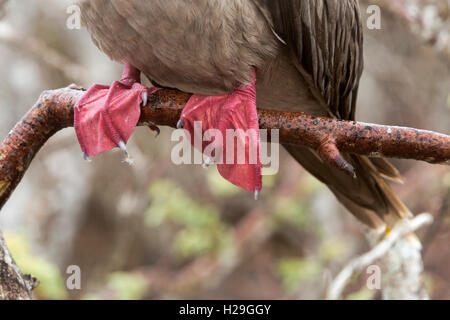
(262, 0, 363, 120)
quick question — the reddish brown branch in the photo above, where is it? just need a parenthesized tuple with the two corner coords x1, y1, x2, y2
(1, 87, 449, 210)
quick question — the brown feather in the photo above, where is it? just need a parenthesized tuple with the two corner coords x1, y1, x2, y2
(260, 0, 364, 119)
(261, 0, 411, 228)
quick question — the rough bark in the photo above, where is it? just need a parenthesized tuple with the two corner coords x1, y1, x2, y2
(0, 231, 39, 300)
(0, 86, 449, 210)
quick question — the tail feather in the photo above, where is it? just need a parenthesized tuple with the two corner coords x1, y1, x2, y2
(356, 156, 412, 222)
(284, 145, 414, 231)
(369, 158, 404, 184)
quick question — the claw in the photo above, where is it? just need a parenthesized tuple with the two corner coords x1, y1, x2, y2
(68, 83, 86, 91)
(82, 152, 91, 162)
(117, 140, 135, 165)
(141, 91, 148, 107)
(149, 125, 160, 137)
(177, 119, 184, 129)
(254, 190, 259, 201)
(118, 140, 128, 154)
(318, 138, 356, 178)
(202, 156, 214, 169)
(74, 62, 147, 161)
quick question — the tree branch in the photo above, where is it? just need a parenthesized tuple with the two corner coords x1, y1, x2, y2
(326, 213, 434, 300)
(0, 231, 39, 300)
(0, 86, 449, 210)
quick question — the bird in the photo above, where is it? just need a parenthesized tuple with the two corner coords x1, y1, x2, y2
(75, 0, 415, 236)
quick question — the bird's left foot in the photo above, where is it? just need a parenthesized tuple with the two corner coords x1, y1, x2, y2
(74, 63, 158, 161)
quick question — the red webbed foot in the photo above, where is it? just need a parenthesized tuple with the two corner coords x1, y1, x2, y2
(74, 63, 159, 161)
(180, 71, 262, 197)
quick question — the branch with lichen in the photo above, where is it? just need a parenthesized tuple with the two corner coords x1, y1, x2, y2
(0, 86, 449, 210)
(0, 230, 39, 300)
(326, 213, 433, 300)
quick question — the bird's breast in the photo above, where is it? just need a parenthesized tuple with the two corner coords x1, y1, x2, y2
(79, 0, 279, 95)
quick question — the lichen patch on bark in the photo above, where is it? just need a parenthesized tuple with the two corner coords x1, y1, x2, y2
(0, 180, 10, 198)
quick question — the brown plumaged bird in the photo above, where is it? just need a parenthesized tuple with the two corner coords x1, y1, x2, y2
(77, 0, 415, 236)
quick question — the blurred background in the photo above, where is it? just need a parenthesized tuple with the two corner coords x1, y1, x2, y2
(0, 0, 448, 300)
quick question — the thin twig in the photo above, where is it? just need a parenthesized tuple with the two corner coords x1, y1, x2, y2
(326, 213, 433, 300)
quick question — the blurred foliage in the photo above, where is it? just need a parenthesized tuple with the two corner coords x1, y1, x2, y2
(206, 169, 278, 198)
(146, 179, 219, 228)
(276, 257, 322, 293)
(262, 174, 278, 189)
(146, 179, 230, 259)
(105, 272, 147, 300)
(207, 169, 242, 198)
(319, 238, 349, 263)
(272, 197, 310, 229)
(83, 272, 147, 300)
(345, 287, 375, 300)
(270, 174, 326, 231)
(301, 174, 326, 195)
(423, 273, 435, 298)
(5, 232, 67, 299)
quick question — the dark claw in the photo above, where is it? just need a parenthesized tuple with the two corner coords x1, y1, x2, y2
(318, 138, 356, 178)
(149, 125, 160, 137)
(177, 119, 184, 129)
(68, 84, 86, 91)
